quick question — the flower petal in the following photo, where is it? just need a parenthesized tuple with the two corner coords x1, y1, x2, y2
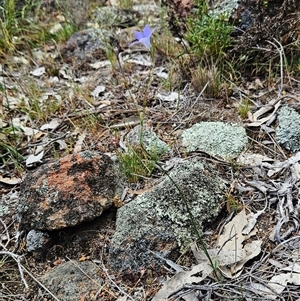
(139, 37, 151, 50)
(134, 30, 144, 40)
(142, 25, 152, 38)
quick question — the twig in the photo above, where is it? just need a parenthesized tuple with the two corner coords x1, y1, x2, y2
(92, 259, 135, 301)
(20, 263, 61, 301)
(267, 39, 285, 96)
(0, 248, 61, 300)
(0, 251, 28, 290)
(0, 218, 10, 249)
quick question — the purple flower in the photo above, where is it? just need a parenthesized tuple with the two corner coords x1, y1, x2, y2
(129, 25, 155, 50)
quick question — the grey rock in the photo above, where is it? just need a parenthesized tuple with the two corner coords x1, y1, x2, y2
(60, 29, 113, 70)
(109, 158, 226, 271)
(276, 106, 300, 152)
(93, 6, 141, 28)
(40, 261, 103, 301)
(56, 0, 88, 27)
(212, 0, 239, 17)
(182, 122, 248, 160)
(17, 151, 124, 231)
(126, 125, 171, 156)
(26, 229, 51, 252)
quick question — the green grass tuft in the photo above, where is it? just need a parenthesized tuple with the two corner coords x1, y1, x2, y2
(118, 145, 160, 183)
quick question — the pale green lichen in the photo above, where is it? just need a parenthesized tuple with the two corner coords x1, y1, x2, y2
(212, 0, 239, 16)
(112, 158, 226, 252)
(276, 106, 300, 152)
(126, 125, 171, 157)
(0, 205, 9, 217)
(182, 122, 248, 160)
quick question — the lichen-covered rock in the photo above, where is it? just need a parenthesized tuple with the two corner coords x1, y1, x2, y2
(182, 122, 247, 160)
(93, 6, 141, 28)
(60, 29, 113, 71)
(126, 125, 171, 156)
(40, 261, 103, 301)
(109, 158, 226, 272)
(26, 229, 51, 253)
(276, 106, 300, 152)
(17, 151, 124, 231)
(56, 0, 89, 27)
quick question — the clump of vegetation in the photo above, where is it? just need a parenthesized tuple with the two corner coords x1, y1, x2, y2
(186, 2, 233, 65)
(0, 0, 77, 54)
(118, 145, 161, 183)
(238, 98, 251, 119)
(0, 127, 24, 170)
(191, 64, 222, 98)
(184, 0, 234, 96)
(118, 0, 134, 10)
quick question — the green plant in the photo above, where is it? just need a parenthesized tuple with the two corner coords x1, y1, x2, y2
(186, 0, 233, 66)
(0, 0, 18, 53)
(118, 0, 134, 10)
(238, 98, 251, 119)
(0, 0, 77, 54)
(225, 194, 243, 213)
(118, 145, 160, 183)
(120, 24, 221, 278)
(0, 127, 24, 170)
(183, 0, 234, 97)
(50, 22, 77, 43)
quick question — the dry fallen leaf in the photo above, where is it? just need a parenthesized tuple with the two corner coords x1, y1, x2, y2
(267, 151, 300, 177)
(216, 210, 262, 278)
(151, 263, 212, 301)
(217, 209, 248, 250)
(90, 85, 106, 97)
(26, 151, 44, 167)
(0, 175, 21, 185)
(247, 99, 281, 127)
(40, 118, 61, 131)
(191, 244, 246, 266)
(252, 272, 300, 300)
(237, 152, 274, 166)
(73, 131, 86, 154)
(89, 60, 112, 69)
(157, 92, 181, 102)
(30, 66, 46, 77)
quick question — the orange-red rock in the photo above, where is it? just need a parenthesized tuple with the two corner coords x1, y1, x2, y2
(17, 151, 124, 230)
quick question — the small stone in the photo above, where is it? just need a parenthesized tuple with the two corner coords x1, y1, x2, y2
(26, 229, 51, 252)
(126, 125, 171, 157)
(17, 151, 124, 231)
(276, 106, 300, 152)
(40, 261, 103, 301)
(60, 29, 111, 70)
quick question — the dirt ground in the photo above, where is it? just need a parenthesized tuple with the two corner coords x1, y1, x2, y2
(1, 0, 300, 300)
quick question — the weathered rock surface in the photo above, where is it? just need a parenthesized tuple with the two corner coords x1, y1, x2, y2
(182, 122, 248, 160)
(26, 229, 51, 253)
(109, 158, 226, 272)
(17, 151, 124, 230)
(60, 29, 113, 71)
(276, 106, 300, 152)
(40, 260, 103, 301)
(93, 6, 141, 28)
(126, 125, 171, 156)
